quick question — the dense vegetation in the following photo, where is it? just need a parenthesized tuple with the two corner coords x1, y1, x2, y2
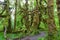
(0, 0, 60, 40)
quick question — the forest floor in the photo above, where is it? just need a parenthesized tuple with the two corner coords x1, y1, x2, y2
(1, 30, 60, 40)
(20, 31, 46, 40)
(0, 31, 47, 40)
(13, 31, 47, 40)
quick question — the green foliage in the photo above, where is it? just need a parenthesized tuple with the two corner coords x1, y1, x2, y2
(38, 37, 45, 40)
(0, 32, 6, 40)
(0, 0, 59, 40)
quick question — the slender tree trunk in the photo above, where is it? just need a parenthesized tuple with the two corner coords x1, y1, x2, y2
(14, 0, 17, 30)
(5, 0, 12, 33)
(24, 0, 30, 32)
(57, 0, 60, 27)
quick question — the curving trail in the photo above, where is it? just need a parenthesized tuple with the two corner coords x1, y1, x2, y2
(21, 32, 46, 40)
(13, 31, 46, 40)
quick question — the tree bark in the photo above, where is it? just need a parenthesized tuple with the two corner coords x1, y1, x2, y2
(47, 0, 57, 40)
(14, 0, 17, 30)
(5, 0, 12, 33)
(57, 0, 60, 27)
(24, 0, 30, 32)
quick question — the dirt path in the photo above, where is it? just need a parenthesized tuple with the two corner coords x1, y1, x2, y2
(13, 31, 46, 40)
(21, 32, 46, 40)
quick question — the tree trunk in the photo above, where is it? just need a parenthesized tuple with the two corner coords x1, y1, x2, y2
(47, 0, 57, 40)
(5, 0, 12, 33)
(24, 0, 30, 32)
(57, 0, 60, 27)
(14, 0, 17, 30)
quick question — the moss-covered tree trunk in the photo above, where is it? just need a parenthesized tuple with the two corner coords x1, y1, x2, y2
(24, 0, 31, 33)
(5, 0, 12, 33)
(14, 0, 17, 30)
(57, 0, 60, 27)
(47, 0, 57, 40)
(31, 0, 41, 32)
